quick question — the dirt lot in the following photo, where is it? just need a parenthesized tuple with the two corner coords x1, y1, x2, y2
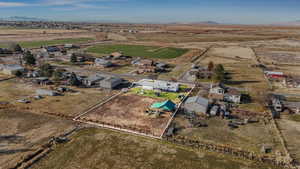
(210, 46, 255, 60)
(31, 128, 282, 169)
(0, 108, 75, 169)
(81, 93, 172, 136)
(277, 115, 300, 162)
(0, 79, 114, 117)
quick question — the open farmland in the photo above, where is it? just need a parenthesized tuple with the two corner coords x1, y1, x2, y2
(0, 37, 94, 48)
(0, 108, 75, 169)
(79, 93, 173, 136)
(86, 44, 188, 59)
(173, 115, 285, 155)
(31, 128, 282, 169)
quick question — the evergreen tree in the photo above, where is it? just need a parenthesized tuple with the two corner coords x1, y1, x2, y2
(70, 54, 77, 63)
(23, 51, 36, 65)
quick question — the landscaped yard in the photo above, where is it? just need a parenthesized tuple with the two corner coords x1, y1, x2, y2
(130, 87, 189, 103)
(86, 44, 188, 59)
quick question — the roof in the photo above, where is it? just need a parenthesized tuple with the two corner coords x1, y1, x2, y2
(151, 100, 176, 111)
(111, 52, 123, 57)
(185, 96, 209, 107)
(95, 58, 112, 65)
(136, 79, 179, 92)
(227, 88, 241, 95)
(2, 64, 24, 71)
(85, 74, 105, 82)
(264, 71, 284, 76)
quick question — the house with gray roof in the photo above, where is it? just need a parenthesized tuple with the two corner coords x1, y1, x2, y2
(83, 73, 122, 89)
(94, 58, 113, 68)
(184, 96, 209, 115)
(0, 64, 25, 75)
(36, 89, 59, 96)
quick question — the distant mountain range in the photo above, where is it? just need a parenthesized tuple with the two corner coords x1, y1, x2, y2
(0, 16, 48, 22)
(271, 20, 300, 26)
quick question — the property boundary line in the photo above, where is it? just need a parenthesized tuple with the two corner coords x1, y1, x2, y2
(160, 85, 196, 138)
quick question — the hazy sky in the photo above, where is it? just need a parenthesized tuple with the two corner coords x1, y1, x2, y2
(0, 0, 299, 24)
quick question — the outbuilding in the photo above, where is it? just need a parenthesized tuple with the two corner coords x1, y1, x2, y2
(184, 96, 209, 115)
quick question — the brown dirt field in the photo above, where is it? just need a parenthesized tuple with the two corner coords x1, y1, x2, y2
(0, 108, 75, 169)
(0, 28, 94, 43)
(277, 115, 300, 161)
(82, 93, 172, 136)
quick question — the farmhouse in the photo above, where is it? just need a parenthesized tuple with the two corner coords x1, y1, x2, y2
(83, 73, 122, 89)
(136, 79, 179, 92)
(209, 84, 225, 100)
(209, 84, 242, 103)
(224, 88, 241, 104)
(0, 64, 25, 75)
(264, 71, 285, 79)
(184, 96, 209, 115)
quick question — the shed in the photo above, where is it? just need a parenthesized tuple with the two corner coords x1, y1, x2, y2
(184, 96, 209, 115)
(151, 100, 176, 112)
(36, 89, 59, 96)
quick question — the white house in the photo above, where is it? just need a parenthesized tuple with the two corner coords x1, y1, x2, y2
(135, 79, 179, 92)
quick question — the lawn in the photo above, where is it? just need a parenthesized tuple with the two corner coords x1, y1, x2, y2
(130, 87, 186, 103)
(86, 44, 188, 59)
(31, 128, 282, 169)
(0, 38, 94, 48)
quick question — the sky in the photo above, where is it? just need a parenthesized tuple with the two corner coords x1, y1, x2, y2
(0, 0, 299, 24)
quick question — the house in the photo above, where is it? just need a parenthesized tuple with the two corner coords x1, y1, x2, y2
(184, 96, 209, 115)
(36, 89, 59, 96)
(264, 71, 285, 79)
(45, 46, 61, 53)
(94, 58, 113, 68)
(151, 100, 176, 112)
(224, 88, 241, 104)
(83, 74, 122, 89)
(136, 79, 179, 92)
(110, 52, 123, 59)
(0, 64, 25, 75)
(209, 84, 226, 100)
(0, 48, 12, 54)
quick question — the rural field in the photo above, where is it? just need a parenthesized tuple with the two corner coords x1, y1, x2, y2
(0, 37, 94, 48)
(31, 128, 282, 169)
(1, 21, 300, 169)
(0, 108, 75, 169)
(0, 79, 115, 117)
(87, 44, 188, 59)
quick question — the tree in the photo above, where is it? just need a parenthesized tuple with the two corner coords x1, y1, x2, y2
(9, 43, 22, 53)
(53, 69, 64, 81)
(39, 63, 53, 77)
(68, 72, 81, 86)
(208, 61, 214, 71)
(70, 54, 77, 63)
(15, 70, 23, 77)
(23, 51, 36, 65)
(213, 64, 226, 83)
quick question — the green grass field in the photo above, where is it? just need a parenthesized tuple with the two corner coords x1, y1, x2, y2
(32, 128, 281, 169)
(87, 44, 188, 59)
(0, 38, 94, 48)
